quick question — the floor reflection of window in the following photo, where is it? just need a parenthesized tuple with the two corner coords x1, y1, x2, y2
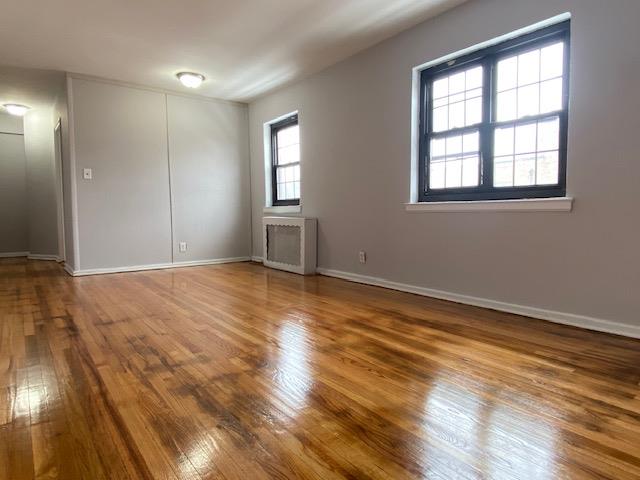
(274, 322, 313, 414)
(422, 379, 559, 479)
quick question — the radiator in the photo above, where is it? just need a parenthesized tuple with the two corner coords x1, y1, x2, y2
(262, 217, 317, 275)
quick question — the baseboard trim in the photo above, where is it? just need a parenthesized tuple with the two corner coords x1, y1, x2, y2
(316, 267, 640, 339)
(251, 256, 263, 263)
(27, 254, 61, 262)
(0, 251, 29, 258)
(66, 257, 251, 277)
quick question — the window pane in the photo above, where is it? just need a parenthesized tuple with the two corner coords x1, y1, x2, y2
(518, 49, 540, 86)
(494, 126, 514, 156)
(514, 153, 537, 186)
(431, 137, 446, 158)
(497, 90, 517, 121)
(433, 106, 448, 132)
(497, 56, 517, 92)
(293, 164, 300, 181)
(446, 135, 462, 155)
(277, 125, 299, 148)
(540, 77, 562, 113)
(285, 182, 295, 199)
(462, 155, 479, 187)
(466, 66, 483, 90)
(430, 160, 445, 189)
(449, 72, 465, 94)
(433, 77, 448, 99)
(514, 122, 537, 154)
(446, 158, 462, 188)
(517, 83, 539, 118)
(465, 97, 482, 126)
(493, 117, 560, 187)
(429, 131, 479, 190)
(537, 151, 559, 184)
(277, 144, 300, 165)
(537, 117, 560, 151)
(449, 101, 465, 129)
(540, 42, 564, 81)
(293, 181, 300, 198)
(494, 156, 514, 187)
(431, 65, 483, 132)
(463, 131, 479, 153)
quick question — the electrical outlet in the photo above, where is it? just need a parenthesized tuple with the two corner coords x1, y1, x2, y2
(179, 242, 187, 253)
(83, 168, 92, 180)
(359, 251, 366, 264)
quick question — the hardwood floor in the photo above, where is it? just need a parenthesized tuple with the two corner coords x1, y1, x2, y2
(1, 258, 640, 480)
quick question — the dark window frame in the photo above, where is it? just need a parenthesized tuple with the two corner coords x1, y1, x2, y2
(271, 114, 300, 206)
(418, 20, 570, 202)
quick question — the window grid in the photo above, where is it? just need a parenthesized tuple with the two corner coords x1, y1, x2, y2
(419, 20, 569, 202)
(271, 115, 300, 206)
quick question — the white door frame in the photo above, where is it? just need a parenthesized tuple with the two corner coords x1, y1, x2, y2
(54, 118, 66, 262)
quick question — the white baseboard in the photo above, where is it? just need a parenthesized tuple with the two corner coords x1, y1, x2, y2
(251, 256, 263, 263)
(0, 251, 29, 258)
(27, 254, 61, 262)
(316, 267, 640, 339)
(66, 256, 251, 277)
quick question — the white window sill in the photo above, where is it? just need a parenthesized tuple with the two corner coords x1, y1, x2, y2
(405, 197, 573, 213)
(263, 205, 301, 214)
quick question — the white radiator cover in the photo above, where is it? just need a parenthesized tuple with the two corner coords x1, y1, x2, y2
(262, 216, 317, 275)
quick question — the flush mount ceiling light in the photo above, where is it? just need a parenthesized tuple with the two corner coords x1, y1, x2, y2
(3, 104, 30, 116)
(177, 72, 205, 88)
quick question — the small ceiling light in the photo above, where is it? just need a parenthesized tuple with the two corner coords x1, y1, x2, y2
(3, 104, 30, 116)
(177, 72, 205, 88)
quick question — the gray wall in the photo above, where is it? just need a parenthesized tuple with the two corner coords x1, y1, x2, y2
(23, 106, 59, 256)
(69, 77, 251, 271)
(71, 78, 173, 270)
(0, 113, 28, 254)
(249, 0, 640, 327)
(167, 95, 251, 262)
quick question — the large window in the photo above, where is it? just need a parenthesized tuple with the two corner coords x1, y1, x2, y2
(271, 114, 300, 206)
(419, 20, 570, 202)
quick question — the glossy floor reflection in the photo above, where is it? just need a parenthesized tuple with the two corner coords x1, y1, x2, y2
(1, 258, 639, 479)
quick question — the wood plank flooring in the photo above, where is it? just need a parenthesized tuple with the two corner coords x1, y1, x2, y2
(1, 257, 639, 479)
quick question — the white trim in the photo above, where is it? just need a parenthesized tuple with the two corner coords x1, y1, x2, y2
(405, 197, 573, 213)
(263, 205, 301, 214)
(316, 268, 640, 339)
(63, 263, 75, 276)
(65, 256, 250, 277)
(0, 251, 29, 258)
(409, 12, 571, 203)
(251, 256, 263, 263)
(66, 75, 81, 271)
(27, 254, 61, 262)
(54, 118, 66, 263)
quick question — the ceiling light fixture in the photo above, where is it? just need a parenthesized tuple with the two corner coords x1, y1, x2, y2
(177, 72, 205, 88)
(3, 104, 30, 116)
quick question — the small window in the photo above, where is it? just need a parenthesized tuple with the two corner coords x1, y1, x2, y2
(419, 20, 570, 201)
(271, 114, 300, 206)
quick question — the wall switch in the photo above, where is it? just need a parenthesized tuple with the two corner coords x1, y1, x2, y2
(359, 251, 366, 264)
(179, 242, 187, 253)
(83, 168, 92, 180)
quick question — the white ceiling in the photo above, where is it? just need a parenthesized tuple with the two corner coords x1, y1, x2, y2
(0, 0, 465, 102)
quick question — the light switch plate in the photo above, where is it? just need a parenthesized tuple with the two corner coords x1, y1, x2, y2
(179, 242, 187, 253)
(83, 168, 92, 180)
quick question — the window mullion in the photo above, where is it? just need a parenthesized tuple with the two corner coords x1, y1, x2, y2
(480, 55, 494, 190)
